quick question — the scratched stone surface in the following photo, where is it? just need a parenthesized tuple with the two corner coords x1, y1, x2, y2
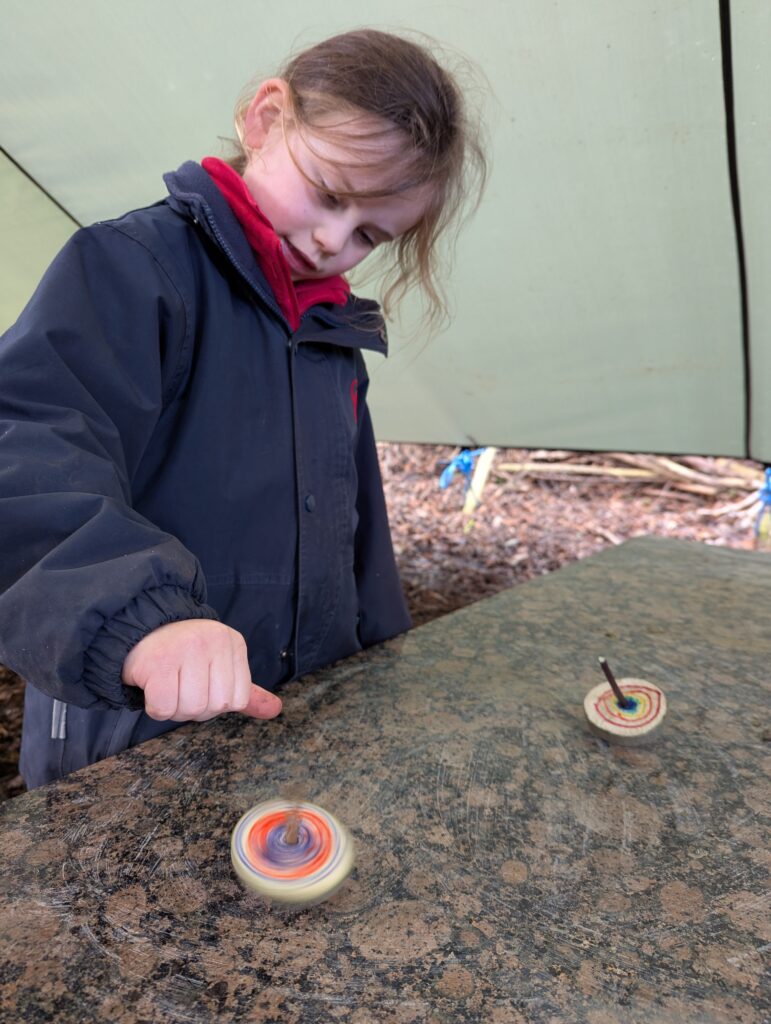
(0, 538, 769, 1023)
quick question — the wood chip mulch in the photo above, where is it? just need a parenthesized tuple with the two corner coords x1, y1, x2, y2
(0, 443, 765, 801)
(382, 444, 763, 626)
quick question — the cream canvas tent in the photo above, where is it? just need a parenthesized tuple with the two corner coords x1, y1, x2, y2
(2, 0, 769, 460)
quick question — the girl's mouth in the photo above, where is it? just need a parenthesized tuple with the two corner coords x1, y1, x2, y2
(281, 239, 317, 275)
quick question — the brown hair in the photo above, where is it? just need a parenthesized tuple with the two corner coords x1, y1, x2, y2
(229, 29, 488, 333)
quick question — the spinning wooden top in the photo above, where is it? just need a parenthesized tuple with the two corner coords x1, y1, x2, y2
(583, 658, 667, 745)
(231, 800, 355, 905)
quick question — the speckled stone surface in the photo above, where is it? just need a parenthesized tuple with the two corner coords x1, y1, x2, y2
(1, 537, 769, 1023)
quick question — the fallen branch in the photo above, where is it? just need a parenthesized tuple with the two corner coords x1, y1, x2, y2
(698, 493, 760, 519)
(497, 461, 654, 480)
(609, 453, 756, 491)
(588, 526, 625, 545)
(497, 460, 717, 494)
(497, 452, 763, 499)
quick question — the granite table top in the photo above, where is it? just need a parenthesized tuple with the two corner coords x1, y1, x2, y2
(1, 537, 769, 1024)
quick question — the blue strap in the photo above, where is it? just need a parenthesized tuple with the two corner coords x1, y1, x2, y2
(438, 448, 486, 491)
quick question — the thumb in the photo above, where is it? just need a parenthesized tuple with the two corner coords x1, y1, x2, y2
(242, 684, 283, 720)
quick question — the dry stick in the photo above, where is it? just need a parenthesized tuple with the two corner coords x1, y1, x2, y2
(498, 461, 718, 494)
(598, 657, 633, 710)
(463, 447, 498, 516)
(498, 453, 761, 494)
(608, 452, 758, 491)
(699, 492, 760, 518)
(498, 461, 655, 479)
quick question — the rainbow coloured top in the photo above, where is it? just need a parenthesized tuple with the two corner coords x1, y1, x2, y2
(230, 800, 355, 904)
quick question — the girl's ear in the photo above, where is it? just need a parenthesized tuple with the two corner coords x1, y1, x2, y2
(242, 78, 290, 150)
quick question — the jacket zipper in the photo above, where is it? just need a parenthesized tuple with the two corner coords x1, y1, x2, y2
(197, 209, 291, 331)
(287, 336, 302, 678)
(198, 204, 370, 675)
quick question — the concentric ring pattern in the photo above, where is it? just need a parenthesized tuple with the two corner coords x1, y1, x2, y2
(593, 683, 662, 730)
(231, 800, 354, 903)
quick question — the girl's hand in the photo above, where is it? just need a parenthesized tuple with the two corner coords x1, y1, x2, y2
(121, 620, 283, 722)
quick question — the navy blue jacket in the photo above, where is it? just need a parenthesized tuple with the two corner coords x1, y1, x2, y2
(0, 162, 410, 783)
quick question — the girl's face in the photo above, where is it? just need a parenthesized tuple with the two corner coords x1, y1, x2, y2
(241, 81, 430, 280)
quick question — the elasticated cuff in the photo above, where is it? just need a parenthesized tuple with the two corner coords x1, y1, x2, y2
(82, 585, 220, 709)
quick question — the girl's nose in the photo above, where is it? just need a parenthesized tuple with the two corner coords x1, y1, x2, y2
(313, 217, 348, 256)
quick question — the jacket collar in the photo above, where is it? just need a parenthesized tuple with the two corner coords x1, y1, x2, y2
(163, 162, 388, 355)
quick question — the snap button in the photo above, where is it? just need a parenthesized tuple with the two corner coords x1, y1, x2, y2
(304, 494, 316, 512)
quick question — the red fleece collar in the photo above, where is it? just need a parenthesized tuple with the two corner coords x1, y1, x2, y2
(201, 157, 350, 331)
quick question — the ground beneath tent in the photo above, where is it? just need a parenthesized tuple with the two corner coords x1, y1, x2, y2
(0, 443, 763, 801)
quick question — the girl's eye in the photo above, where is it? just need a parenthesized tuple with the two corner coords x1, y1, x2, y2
(320, 190, 340, 209)
(357, 229, 375, 248)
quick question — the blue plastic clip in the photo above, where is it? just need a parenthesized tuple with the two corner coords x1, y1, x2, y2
(439, 448, 486, 492)
(755, 467, 771, 538)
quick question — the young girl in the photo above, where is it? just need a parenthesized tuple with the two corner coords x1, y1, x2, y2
(0, 29, 486, 787)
